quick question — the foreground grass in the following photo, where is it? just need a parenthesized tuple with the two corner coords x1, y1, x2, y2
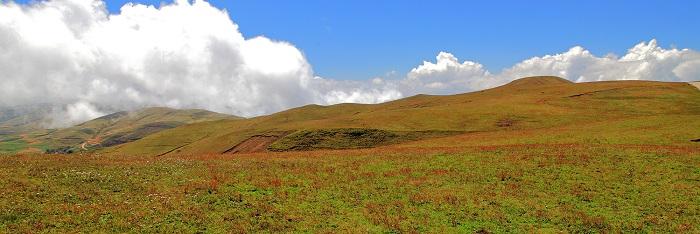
(1, 144, 699, 232)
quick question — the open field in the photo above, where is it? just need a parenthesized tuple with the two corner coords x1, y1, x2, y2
(1, 142, 699, 232)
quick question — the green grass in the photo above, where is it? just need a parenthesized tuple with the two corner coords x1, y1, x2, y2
(0, 139, 27, 153)
(1, 145, 698, 232)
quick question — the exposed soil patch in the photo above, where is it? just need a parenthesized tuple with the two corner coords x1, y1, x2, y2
(495, 118, 516, 128)
(223, 135, 282, 154)
(690, 82, 700, 90)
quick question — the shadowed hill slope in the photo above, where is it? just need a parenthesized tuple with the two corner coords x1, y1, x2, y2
(104, 76, 700, 156)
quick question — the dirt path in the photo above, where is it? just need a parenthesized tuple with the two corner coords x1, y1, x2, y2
(690, 82, 700, 90)
(80, 135, 103, 151)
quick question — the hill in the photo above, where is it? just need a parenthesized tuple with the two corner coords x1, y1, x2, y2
(104, 76, 700, 156)
(0, 104, 54, 135)
(0, 107, 240, 154)
(0, 104, 58, 154)
(40, 107, 239, 153)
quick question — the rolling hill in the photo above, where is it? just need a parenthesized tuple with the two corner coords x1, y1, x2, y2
(0, 104, 59, 154)
(41, 107, 240, 153)
(0, 104, 54, 135)
(0, 107, 240, 154)
(103, 76, 700, 156)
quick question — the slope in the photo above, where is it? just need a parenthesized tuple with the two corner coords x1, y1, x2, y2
(104, 76, 700, 156)
(0, 104, 60, 154)
(38, 107, 239, 153)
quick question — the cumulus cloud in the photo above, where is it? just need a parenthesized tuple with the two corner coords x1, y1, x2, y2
(0, 0, 698, 127)
(402, 52, 495, 94)
(404, 40, 700, 95)
(0, 0, 375, 126)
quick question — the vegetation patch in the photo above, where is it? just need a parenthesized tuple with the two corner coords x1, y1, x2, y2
(0, 139, 27, 153)
(268, 128, 461, 151)
(44, 146, 76, 154)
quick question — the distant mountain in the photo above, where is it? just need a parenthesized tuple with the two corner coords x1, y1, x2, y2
(0, 107, 240, 154)
(0, 103, 54, 135)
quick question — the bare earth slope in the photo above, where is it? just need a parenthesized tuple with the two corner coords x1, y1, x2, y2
(690, 81, 700, 90)
(104, 76, 700, 156)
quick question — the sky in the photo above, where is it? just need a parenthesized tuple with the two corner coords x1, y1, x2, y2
(1, 0, 699, 126)
(77, 0, 700, 80)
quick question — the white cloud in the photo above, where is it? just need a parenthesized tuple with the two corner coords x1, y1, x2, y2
(401, 39, 700, 95)
(0, 0, 393, 126)
(310, 77, 402, 104)
(403, 52, 496, 94)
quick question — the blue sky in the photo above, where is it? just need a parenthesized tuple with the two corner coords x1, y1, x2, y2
(14, 0, 700, 80)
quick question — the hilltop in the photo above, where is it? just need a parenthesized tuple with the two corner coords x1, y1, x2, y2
(104, 76, 700, 156)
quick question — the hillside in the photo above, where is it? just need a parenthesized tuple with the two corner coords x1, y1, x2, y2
(0, 107, 240, 154)
(104, 76, 700, 156)
(0, 104, 59, 154)
(39, 107, 239, 153)
(0, 104, 55, 135)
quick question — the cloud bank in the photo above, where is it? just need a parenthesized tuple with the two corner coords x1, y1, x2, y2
(0, 0, 698, 126)
(401, 40, 700, 95)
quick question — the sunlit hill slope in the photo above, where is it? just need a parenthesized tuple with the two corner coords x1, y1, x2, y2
(103, 76, 700, 156)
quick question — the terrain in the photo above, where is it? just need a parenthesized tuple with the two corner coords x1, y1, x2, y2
(0, 76, 699, 232)
(0, 107, 238, 154)
(105, 76, 700, 156)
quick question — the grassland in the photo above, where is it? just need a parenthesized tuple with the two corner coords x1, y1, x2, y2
(1, 144, 698, 232)
(0, 77, 699, 232)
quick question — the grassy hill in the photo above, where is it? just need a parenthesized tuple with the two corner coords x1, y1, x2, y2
(105, 76, 700, 156)
(0, 104, 55, 135)
(0, 107, 239, 154)
(0, 104, 57, 154)
(40, 107, 239, 153)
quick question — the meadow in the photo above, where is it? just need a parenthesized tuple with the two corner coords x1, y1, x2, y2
(1, 142, 699, 233)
